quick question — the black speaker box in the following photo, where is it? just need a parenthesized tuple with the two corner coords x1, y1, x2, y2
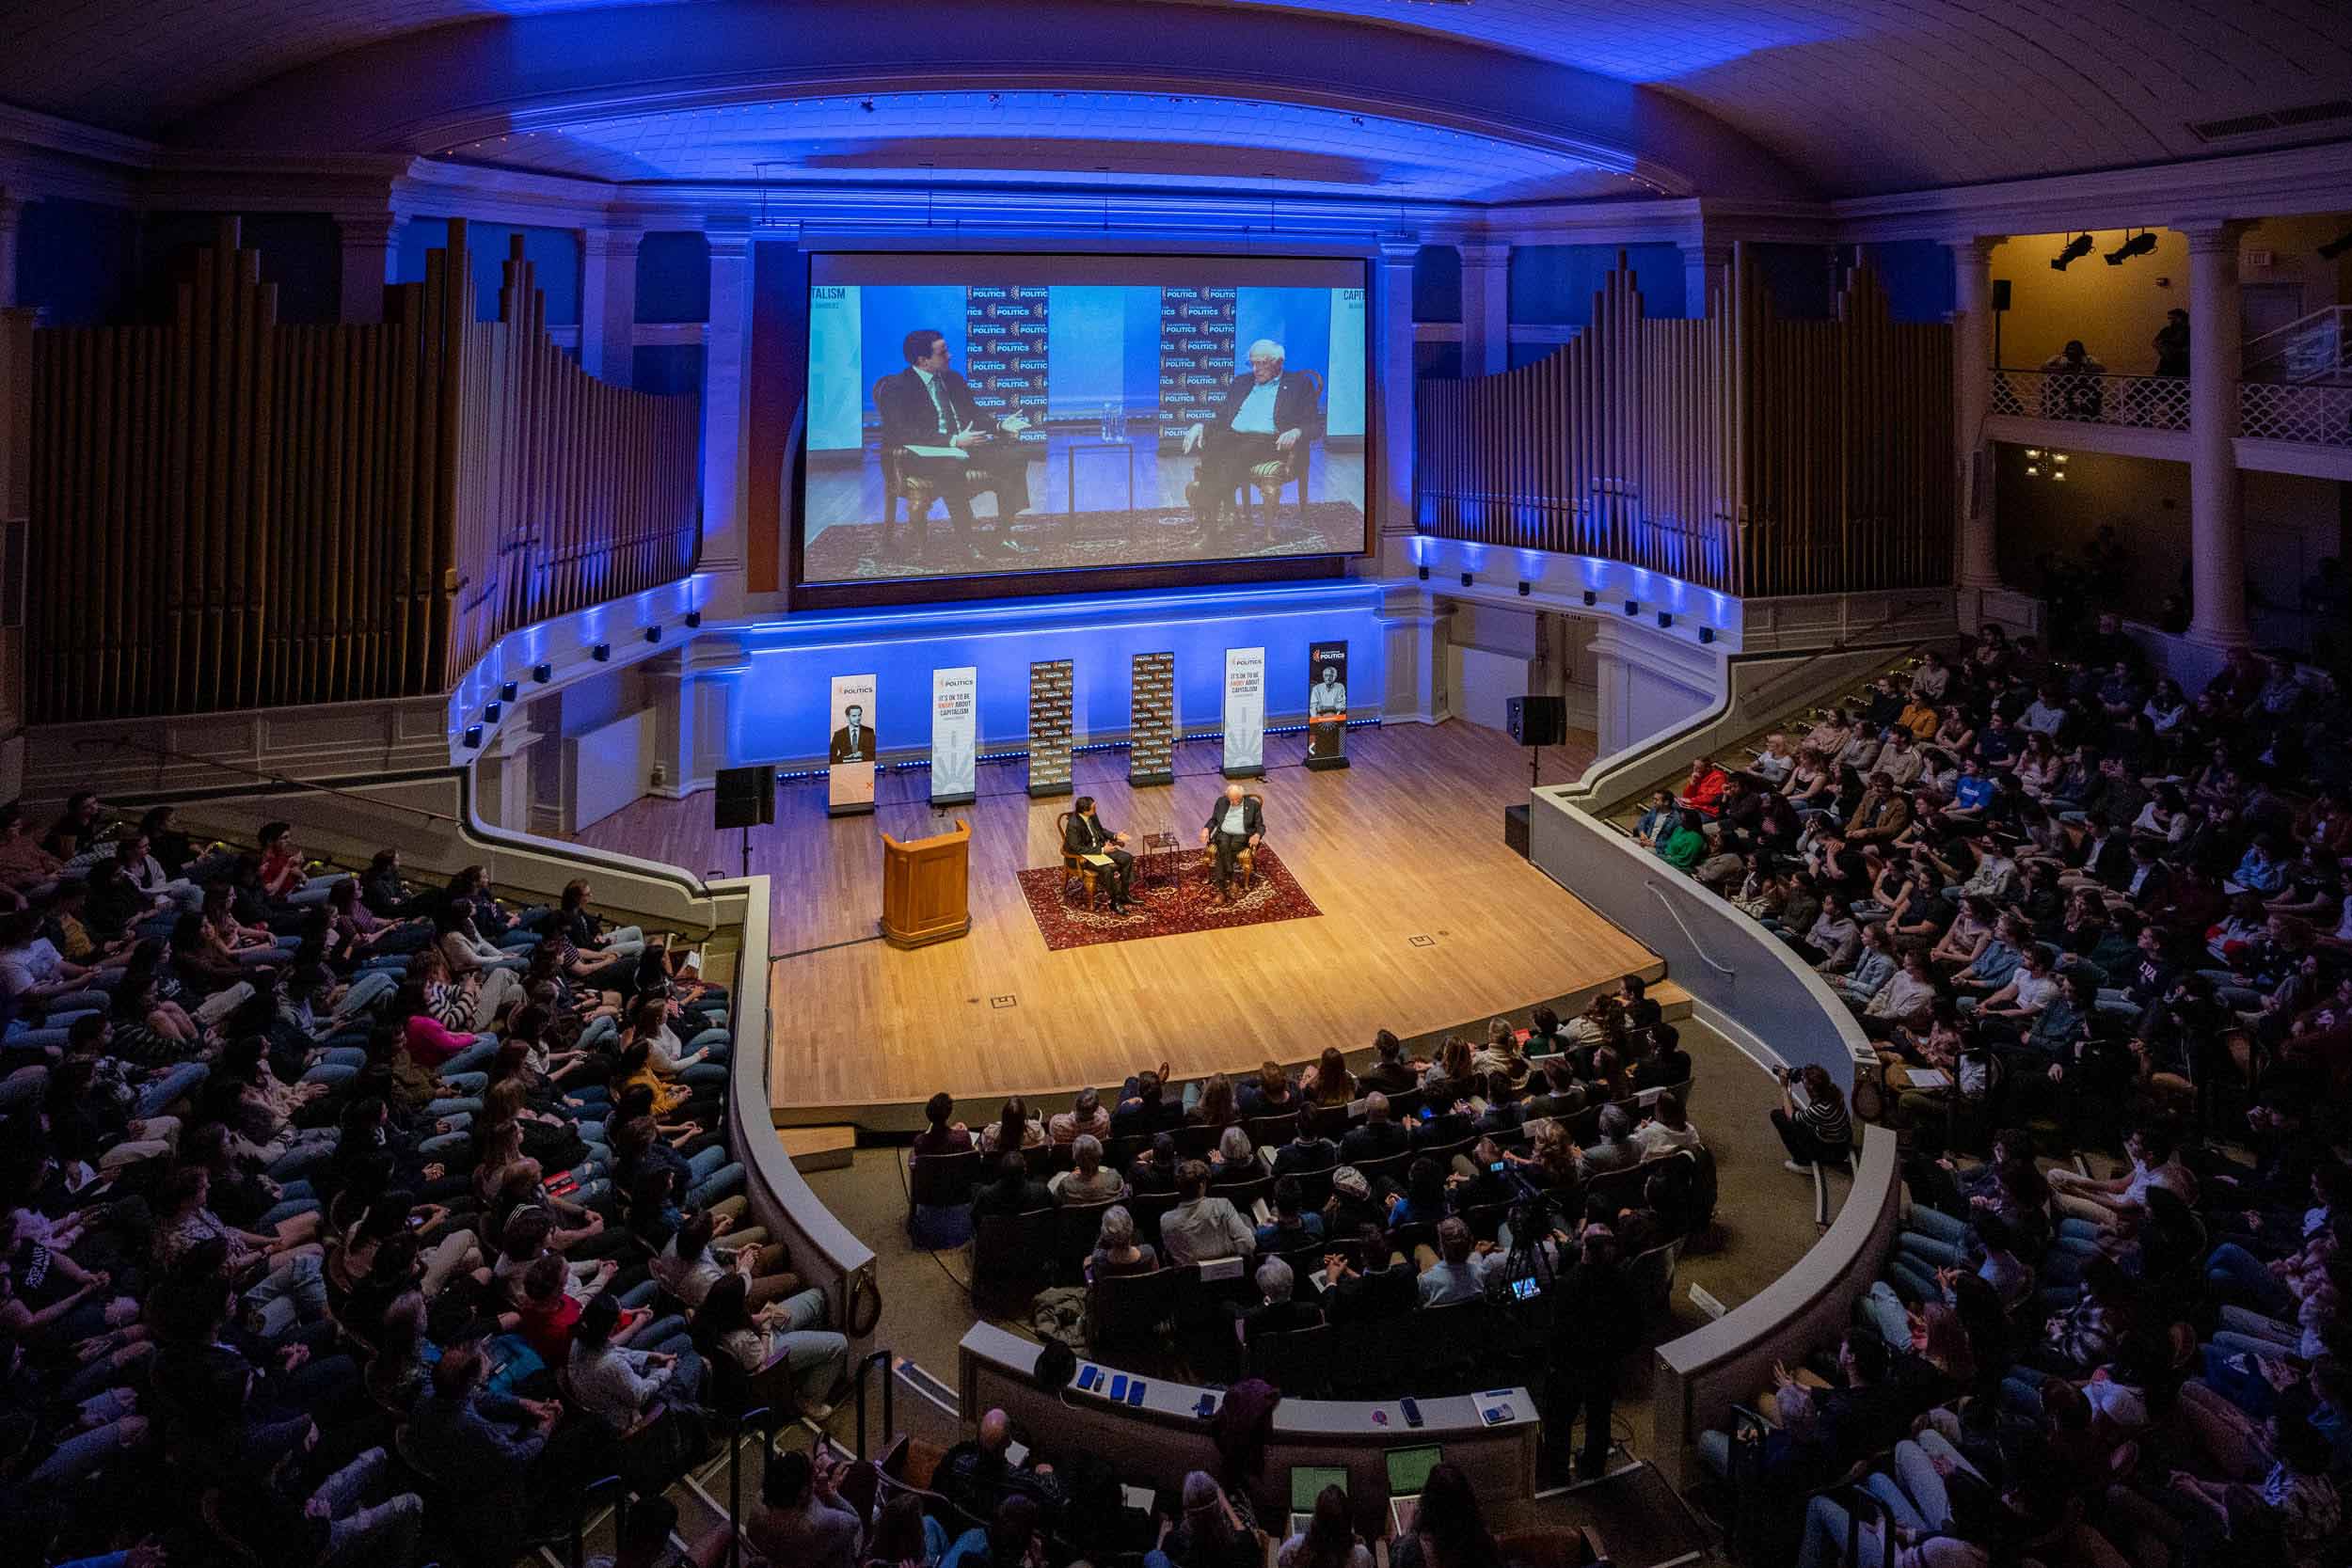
(712, 766, 776, 831)
(1505, 694, 1567, 748)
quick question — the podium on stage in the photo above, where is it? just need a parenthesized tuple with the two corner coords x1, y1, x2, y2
(880, 819, 972, 949)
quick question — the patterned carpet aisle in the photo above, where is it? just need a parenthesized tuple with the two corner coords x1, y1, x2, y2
(1014, 847, 1322, 951)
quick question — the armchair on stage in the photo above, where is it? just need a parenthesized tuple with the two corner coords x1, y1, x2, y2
(1200, 792, 1266, 893)
(1186, 369, 1325, 525)
(880, 819, 971, 948)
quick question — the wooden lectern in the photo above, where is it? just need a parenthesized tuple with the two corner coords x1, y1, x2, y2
(879, 819, 972, 949)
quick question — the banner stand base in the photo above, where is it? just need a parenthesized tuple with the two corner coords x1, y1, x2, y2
(1127, 770, 1175, 788)
(1303, 755, 1351, 771)
(930, 793, 976, 808)
(1026, 782, 1073, 799)
(1220, 765, 1265, 780)
(826, 801, 876, 818)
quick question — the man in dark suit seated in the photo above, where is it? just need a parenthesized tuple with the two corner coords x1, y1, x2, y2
(1359, 1029, 1422, 1094)
(1270, 1107, 1339, 1180)
(1181, 339, 1322, 539)
(875, 327, 1036, 561)
(972, 1151, 1051, 1218)
(1061, 795, 1136, 913)
(1319, 1222, 1417, 1323)
(1632, 1022, 1692, 1091)
(1232, 1257, 1324, 1346)
(1198, 782, 1264, 903)
(1340, 1093, 1411, 1164)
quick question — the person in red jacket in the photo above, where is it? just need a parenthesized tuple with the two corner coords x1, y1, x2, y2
(1677, 755, 1730, 817)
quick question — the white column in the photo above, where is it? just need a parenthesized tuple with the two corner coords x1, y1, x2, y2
(1457, 237, 1511, 377)
(1679, 239, 1732, 321)
(699, 217, 753, 621)
(1374, 234, 1420, 564)
(336, 213, 401, 325)
(2182, 219, 2252, 649)
(0, 189, 22, 309)
(1947, 234, 2007, 594)
(579, 221, 644, 387)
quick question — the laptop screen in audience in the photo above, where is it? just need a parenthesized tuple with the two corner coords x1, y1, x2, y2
(1385, 1444, 1442, 1497)
(1290, 1465, 1349, 1515)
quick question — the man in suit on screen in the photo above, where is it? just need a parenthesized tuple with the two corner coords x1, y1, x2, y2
(875, 327, 1034, 560)
(829, 704, 876, 764)
(1061, 795, 1136, 913)
(1198, 781, 1264, 902)
(1183, 339, 1322, 538)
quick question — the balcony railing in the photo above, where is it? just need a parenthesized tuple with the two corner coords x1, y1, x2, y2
(2241, 379, 2352, 448)
(1990, 367, 2189, 431)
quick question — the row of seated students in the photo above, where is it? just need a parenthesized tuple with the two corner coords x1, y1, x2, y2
(1692, 1091, 2350, 1568)
(1639, 627, 2352, 1172)
(0, 794, 850, 1567)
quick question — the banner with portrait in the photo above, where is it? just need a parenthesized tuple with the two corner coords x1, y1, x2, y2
(1305, 641, 1350, 770)
(826, 673, 878, 816)
(1222, 645, 1265, 778)
(930, 666, 977, 806)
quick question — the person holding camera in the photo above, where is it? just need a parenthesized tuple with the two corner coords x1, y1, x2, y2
(1770, 1062, 1852, 1173)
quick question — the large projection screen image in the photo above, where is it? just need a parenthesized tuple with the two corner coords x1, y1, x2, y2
(801, 253, 1369, 586)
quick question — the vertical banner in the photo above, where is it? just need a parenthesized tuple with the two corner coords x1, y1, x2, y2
(930, 666, 978, 806)
(826, 673, 878, 816)
(1026, 658, 1074, 798)
(1305, 641, 1350, 770)
(1129, 653, 1176, 787)
(1222, 646, 1265, 778)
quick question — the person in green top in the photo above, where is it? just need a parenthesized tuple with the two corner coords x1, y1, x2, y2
(1658, 810, 1708, 871)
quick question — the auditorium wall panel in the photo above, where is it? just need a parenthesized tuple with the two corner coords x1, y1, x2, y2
(723, 583, 1387, 768)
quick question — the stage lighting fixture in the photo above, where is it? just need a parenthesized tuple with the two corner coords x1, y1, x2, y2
(2050, 232, 2093, 270)
(482, 701, 501, 723)
(643, 626, 661, 643)
(684, 610, 703, 627)
(1624, 600, 1639, 616)
(499, 680, 517, 703)
(1417, 565, 1429, 580)
(2318, 229, 2352, 261)
(2105, 230, 2156, 266)
(1517, 581, 1531, 597)
(1459, 571, 1473, 587)
(857, 99, 875, 113)
(1699, 627, 1715, 644)
(591, 643, 611, 662)
(532, 662, 552, 683)
(1581, 590, 1597, 606)
(462, 724, 483, 748)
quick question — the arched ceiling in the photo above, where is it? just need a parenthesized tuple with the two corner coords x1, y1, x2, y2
(3, 0, 2347, 199)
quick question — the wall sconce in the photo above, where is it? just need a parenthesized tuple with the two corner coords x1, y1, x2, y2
(591, 644, 612, 662)
(532, 662, 553, 683)
(499, 680, 517, 703)
(462, 724, 484, 748)
(643, 626, 662, 644)
(1517, 581, 1531, 597)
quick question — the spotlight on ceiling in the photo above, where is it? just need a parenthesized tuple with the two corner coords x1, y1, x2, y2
(2050, 232, 2094, 270)
(2105, 230, 2157, 266)
(2319, 229, 2352, 261)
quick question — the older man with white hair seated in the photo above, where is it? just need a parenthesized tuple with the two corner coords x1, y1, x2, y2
(1183, 338, 1324, 538)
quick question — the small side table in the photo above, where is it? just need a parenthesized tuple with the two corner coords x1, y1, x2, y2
(1141, 830, 1181, 893)
(1065, 439, 1137, 525)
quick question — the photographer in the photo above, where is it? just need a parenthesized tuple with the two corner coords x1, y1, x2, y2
(1770, 1063, 1852, 1173)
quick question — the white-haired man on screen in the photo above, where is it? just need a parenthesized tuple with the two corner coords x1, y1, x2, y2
(1182, 339, 1323, 538)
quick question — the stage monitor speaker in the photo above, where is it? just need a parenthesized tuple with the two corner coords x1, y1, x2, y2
(712, 766, 776, 831)
(1505, 695, 1566, 748)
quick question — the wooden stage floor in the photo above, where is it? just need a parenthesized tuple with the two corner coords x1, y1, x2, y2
(571, 721, 1657, 1127)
